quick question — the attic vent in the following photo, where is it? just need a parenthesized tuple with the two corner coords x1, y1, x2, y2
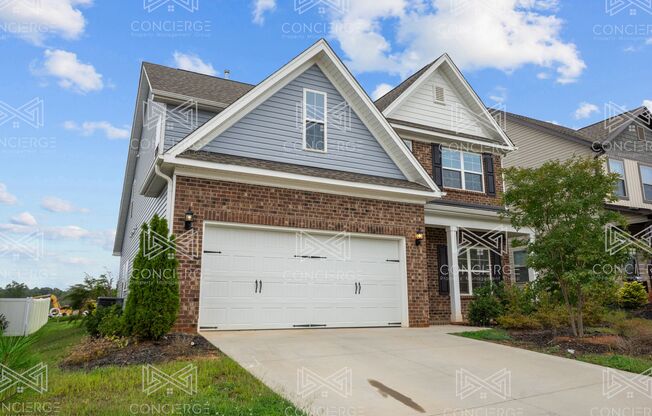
(434, 85, 445, 103)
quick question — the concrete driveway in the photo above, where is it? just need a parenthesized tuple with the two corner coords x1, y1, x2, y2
(202, 326, 652, 416)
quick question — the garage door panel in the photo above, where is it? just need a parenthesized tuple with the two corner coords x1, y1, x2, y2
(199, 225, 405, 330)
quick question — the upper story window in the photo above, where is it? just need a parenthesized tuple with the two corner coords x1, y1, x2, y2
(442, 148, 484, 192)
(608, 158, 627, 198)
(639, 164, 652, 202)
(303, 89, 327, 152)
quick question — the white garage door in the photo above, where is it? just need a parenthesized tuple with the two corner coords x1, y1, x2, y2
(198, 224, 405, 330)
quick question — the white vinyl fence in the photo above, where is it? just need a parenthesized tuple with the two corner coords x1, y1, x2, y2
(0, 298, 50, 336)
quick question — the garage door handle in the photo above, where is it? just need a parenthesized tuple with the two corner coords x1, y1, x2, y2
(204, 250, 222, 254)
(255, 280, 259, 293)
(259, 280, 263, 293)
(386, 259, 399, 262)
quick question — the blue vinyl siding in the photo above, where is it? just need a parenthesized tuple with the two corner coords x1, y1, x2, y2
(199, 65, 405, 179)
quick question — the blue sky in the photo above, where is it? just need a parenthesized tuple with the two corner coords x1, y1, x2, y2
(0, 0, 650, 290)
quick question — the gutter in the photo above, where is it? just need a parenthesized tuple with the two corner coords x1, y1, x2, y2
(154, 162, 174, 226)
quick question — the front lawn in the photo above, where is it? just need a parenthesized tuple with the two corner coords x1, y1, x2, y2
(1, 321, 304, 416)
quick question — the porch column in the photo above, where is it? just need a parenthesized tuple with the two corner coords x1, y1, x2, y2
(446, 225, 463, 322)
(528, 232, 537, 281)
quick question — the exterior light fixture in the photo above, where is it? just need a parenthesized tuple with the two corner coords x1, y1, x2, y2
(415, 229, 425, 246)
(184, 208, 194, 230)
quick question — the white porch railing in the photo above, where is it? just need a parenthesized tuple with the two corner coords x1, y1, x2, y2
(0, 297, 50, 336)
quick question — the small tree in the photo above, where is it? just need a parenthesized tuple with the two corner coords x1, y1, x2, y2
(123, 215, 180, 340)
(503, 157, 628, 337)
(617, 282, 648, 309)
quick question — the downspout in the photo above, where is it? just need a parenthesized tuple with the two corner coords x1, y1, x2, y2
(154, 162, 174, 227)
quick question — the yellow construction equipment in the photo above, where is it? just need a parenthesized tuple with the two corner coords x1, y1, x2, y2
(34, 294, 73, 317)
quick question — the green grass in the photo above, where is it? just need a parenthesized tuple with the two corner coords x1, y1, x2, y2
(578, 354, 652, 374)
(454, 328, 512, 341)
(1, 321, 305, 416)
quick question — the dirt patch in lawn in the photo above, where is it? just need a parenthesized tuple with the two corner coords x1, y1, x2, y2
(505, 330, 621, 355)
(60, 333, 220, 370)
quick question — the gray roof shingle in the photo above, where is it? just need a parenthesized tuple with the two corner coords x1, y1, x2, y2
(143, 62, 254, 107)
(579, 106, 649, 143)
(179, 150, 431, 191)
(503, 111, 594, 147)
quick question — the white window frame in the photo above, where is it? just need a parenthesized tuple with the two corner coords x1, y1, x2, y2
(511, 248, 532, 284)
(302, 88, 327, 153)
(458, 246, 492, 296)
(442, 149, 485, 192)
(608, 158, 628, 199)
(638, 162, 652, 203)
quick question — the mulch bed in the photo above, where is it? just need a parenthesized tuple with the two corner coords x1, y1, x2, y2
(61, 333, 220, 370)
(504, 329, 620, 355)
(633, 303, 652, 320)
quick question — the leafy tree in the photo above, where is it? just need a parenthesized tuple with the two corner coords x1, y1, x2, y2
(503, 157, 628, 337)
(123, 215, 180, 340)
(1, 281, 28, 298)
(65, 274, 115, 310)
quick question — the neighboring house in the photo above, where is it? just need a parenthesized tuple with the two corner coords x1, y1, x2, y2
(114, 40, 526, 332)
(503, 107, 652, 291)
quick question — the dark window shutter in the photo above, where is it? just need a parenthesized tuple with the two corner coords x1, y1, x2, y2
(490, 251, 503, 283)
(432, 144, 443, 186)
(483, 153, 496, 196)
(437, 244, 449, 295)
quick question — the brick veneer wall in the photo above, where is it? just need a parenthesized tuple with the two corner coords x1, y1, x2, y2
(426, 227, 511, 324)
(412, 141, 504, 207)
(172, 175, 428, 332)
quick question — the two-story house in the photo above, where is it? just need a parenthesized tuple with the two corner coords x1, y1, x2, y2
(503, 107, 652, 292)
(114, 40, 528, 332)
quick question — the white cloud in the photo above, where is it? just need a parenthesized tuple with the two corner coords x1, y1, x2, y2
(371, 83, 393, 100)
(0, 0, 91, 45)
(44, 225, 90, 240)
(10, 212, 37, 227)
(172, 52, 217, 76)
(646, 38, 652, 45)
(489, 86, 508, 104)
(573, 102, 599, 120)
(252, 0, 276, 25)
(329, 0, 585, 84)
(38, 49, 103, 93)
(60, 256, 93, 265)
(643, 100, 652, 112)
(63, 120, 129, 139)
(41, 196, 88, 213)
(0, 183, 17, 205)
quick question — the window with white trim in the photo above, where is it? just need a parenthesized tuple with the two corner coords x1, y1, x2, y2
(442, 148, 484, 192)
(458, 247, 491, 295)
(303, 89, 327, 152)
(513, 249, 530, 283)
(639, 164, 652, 201)
(608, 158, 627, 198)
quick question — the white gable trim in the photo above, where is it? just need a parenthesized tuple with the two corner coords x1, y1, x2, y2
(166, 39, 440, 193)
(382, 54, 515, 150)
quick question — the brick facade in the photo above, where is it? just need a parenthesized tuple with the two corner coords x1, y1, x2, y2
(425, 227, 511, 324)
(411, 140, 504, 208)
(172, 175, 429, 332)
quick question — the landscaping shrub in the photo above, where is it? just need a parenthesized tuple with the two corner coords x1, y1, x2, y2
(613, 318, 652, 355)
(496, 313, 543, 330)
(468, 283, 504, 326)
(84, 305, 123, 337)
(617, 282, 648, 310)
(0, 335, 37, 370)
(532, 294, 569, 330)
(0, 314, 7, 335)
(97, 306, 125, 337)
(123, 215, 180, 340)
